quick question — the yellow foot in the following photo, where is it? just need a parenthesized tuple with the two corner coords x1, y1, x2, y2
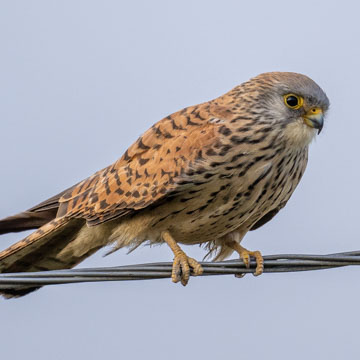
(238, 246, 264, 276)
(172, 251, 203, 286)
(162, 230, 203, 286)
(226, 240, 264, 276)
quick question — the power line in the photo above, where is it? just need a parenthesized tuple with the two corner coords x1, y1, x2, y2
(0, 250, 359, 291)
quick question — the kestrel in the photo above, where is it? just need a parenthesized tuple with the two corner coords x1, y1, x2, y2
(0, 72, 329, 298)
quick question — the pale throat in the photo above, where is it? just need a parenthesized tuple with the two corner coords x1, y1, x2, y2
(282, 118, 317, 148)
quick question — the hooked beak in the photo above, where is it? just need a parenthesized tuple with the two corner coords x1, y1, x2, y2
(303, 107, 324, 134)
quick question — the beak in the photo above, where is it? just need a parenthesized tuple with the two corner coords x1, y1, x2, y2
(303, 107, 324, 134)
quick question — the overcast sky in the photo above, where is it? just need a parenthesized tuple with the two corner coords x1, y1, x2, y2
(1, 1, 360, 359)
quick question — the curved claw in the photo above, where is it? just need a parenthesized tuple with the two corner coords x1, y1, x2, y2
(240, 251, 251, 268)
(172, 253, 203, 286)
(251, 250, 264, 276)
(188, 257, 203, 277)
(226, 240, 264, 277)
(239, 248, 263, 276)
(162, 230, 203, 286)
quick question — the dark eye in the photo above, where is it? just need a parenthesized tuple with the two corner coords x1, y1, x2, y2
(284, 94, 303, 109)
(286, 96, 298, 107)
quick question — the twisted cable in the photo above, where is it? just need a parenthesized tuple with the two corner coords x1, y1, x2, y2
(0, 250, 359, 291)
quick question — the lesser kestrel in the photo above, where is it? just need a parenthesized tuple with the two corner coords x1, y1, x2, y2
(0, 72, 329, 298)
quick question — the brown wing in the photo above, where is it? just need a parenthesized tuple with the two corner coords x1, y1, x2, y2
(0, 186, 77, 235)
(58, 102, 234, 226)
(249, 208, 281, 230)
(249, 201, 287, 231)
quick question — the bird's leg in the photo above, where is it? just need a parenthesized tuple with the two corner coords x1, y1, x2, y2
(226, 239, 264, 276)
(162, 230, 203, 286)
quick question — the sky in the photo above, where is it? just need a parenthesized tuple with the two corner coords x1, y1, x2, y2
(1, 0, 360, 359)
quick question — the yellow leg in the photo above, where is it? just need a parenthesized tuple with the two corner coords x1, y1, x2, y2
(226, 240, 264, 276)
(162, 231, 203, 286)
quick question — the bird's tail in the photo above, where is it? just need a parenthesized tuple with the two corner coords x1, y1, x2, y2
(0, 217, 94, 299)
(0, 209, 58, 235)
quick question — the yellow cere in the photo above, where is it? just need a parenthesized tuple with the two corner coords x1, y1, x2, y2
(308, 107, 323, 115)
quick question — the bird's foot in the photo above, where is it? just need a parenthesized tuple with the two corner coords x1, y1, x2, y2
(225, 239, 264, 276)
(162, 230, 203, 286)
(172, 250, 203, 286)
(237, 246, 264, 276)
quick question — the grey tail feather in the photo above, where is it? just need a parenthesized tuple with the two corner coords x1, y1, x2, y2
(0, 184, 78, 236)
(0, 218, 103, 299)
(0, 209, 58, 235)
(1, 287, 41, 299)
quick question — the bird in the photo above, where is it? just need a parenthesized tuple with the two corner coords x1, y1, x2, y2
(0, 72, 329, 298)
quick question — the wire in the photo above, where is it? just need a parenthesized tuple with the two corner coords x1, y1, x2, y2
(0, 250, 359, 291)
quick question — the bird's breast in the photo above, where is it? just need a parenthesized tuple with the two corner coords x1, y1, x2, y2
(141, 146, 308, 245)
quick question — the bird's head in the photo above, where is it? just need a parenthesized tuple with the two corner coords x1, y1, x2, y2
(243, 72, 330, 147)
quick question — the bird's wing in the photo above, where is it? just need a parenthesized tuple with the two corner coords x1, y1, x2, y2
(249, 207, 282, 230)
(28, 185, 78, 212)
(0, 186, 77, 235)
(58, 103, 233, 226)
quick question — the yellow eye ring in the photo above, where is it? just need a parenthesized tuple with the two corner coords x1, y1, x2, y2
(284, 94, 304, 110)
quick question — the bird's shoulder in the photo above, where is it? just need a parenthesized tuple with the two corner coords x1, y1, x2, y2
(57, 101, 238, 225)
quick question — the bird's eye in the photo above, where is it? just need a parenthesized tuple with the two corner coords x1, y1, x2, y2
(284, 94, 303, 109)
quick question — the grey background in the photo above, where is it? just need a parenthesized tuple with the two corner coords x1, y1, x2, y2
(1, 0, 359, 359)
